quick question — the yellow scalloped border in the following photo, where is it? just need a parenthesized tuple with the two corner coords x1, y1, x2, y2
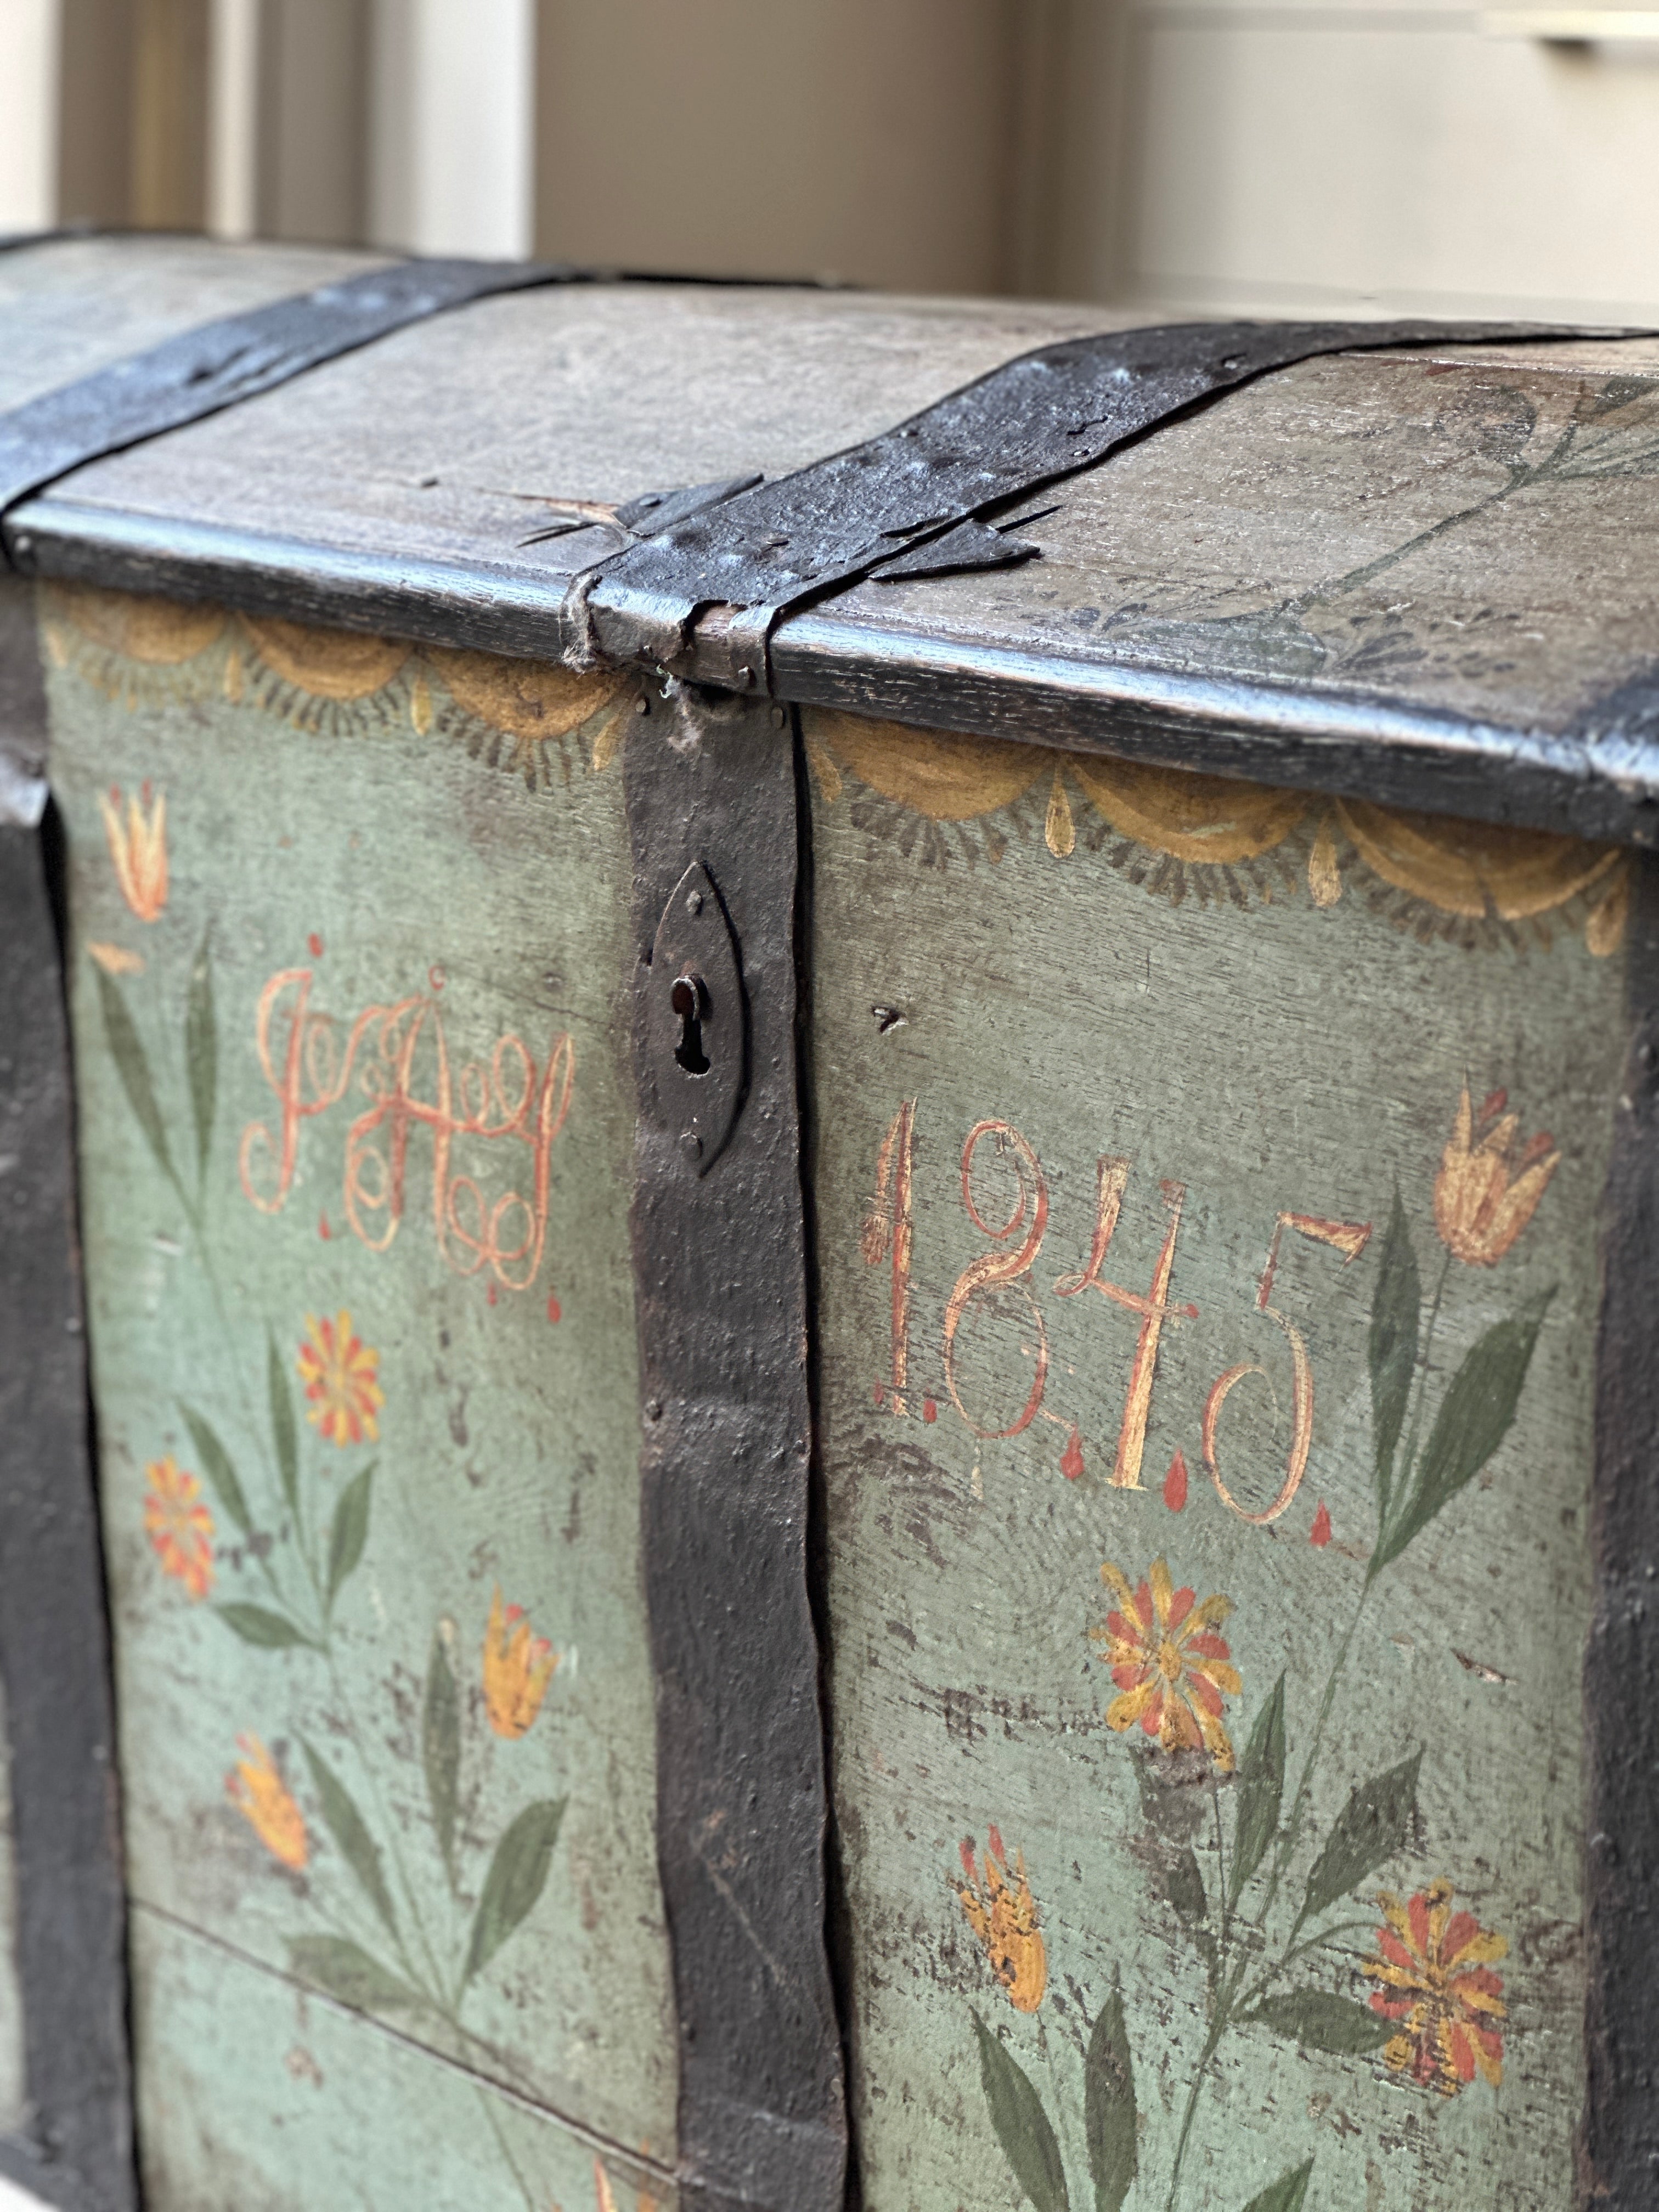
(803, 707, 1629, 956)
(41, 584, 627, 781)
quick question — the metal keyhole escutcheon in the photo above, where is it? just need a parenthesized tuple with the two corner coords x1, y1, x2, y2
(647, 862, 746, 1174)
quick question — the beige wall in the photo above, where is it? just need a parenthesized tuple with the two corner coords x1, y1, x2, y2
(9, 0, 1659, 316)
(1104, 0, 1659, 318)
(532, 0, 1041, 292)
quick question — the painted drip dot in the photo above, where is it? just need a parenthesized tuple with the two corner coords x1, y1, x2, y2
(1163, 1449, 1188, 1512)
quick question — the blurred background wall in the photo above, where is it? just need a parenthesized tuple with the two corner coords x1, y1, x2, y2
(1, 0, 1657, 315)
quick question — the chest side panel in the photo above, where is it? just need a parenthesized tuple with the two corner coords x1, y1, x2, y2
(807, 709, 1626, 2211)
(46, 585, 672, 2210)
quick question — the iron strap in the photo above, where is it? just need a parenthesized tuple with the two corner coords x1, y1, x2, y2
(574, 314, 1650, 691)
(625, 686, 846, 2212)
(0, 255, 594, 551)
(0, 577, 136, 2212)
(0, 245, 848, 568)
(1583, 851, 1659, 2196)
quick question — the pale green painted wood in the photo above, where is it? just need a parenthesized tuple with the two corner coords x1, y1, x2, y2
(809, 722, 1623, 2210)
(44, 596, 671, 2199)
(130, 1907, 670, 2211)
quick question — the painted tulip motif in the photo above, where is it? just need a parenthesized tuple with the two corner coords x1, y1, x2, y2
(957, 1827, 1047, 2013)
(143, 1453, 215, 1600)
(483, 1585, 559, 1739)
(1364, 1880, 1507, 2094)
(1091, 1557, 1241, 1773)
(99, 782, 168, 921)
(1434, 1082, 1560, 1266)
(297, 1310, 385, 1447)
(226, 1735, 308, 1870)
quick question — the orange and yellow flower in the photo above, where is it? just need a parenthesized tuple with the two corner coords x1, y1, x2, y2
(225, 1735, 308, 1870)
(1363, 1879, 1506, 2094)
(99, 782, 168, 922)
(143, 1454, 215, 1600)
(1434, 1082, 1559, 1267)
(957, 1826, 1047, 2012)
(483, 1585, 559, 1739)
(296, 1310, 384, 1446)
(1091, 1557, 1242, 1772)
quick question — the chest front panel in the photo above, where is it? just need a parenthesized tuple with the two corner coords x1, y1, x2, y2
(806, 709, 1624, 2212)
(46, 588, 672, 2212)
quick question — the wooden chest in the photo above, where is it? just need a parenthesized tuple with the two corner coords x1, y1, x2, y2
(1, 233, 1656, 2212)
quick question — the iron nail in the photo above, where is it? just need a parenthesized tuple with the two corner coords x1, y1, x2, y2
(679, 1130, 703, 1161)
(686, 889, 703, 915)
(770, 705, 787, 729)
(635, 694, 651, 715)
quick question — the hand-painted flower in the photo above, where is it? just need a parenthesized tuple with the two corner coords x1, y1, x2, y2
(143, 1454, 215, 1600)
(98, 783, 168, 922)
(957, 1825, 1047, 2012)
(482, 1585, 560, 1739)
(1363, 1878, 1506, 2094)
(296, 1310, 385, 1446)
(1091, 1557, 1242, 1773)
(1434, 1081, 1560, 1267)
(225, 1735, 308, 1870)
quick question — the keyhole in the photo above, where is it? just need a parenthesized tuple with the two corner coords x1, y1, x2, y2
(672, 973, 709, 1075)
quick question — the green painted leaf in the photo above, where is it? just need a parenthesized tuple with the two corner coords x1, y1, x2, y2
(1084, 1978, 1136, 2212)
(1167, 1847, 1207, 1929)
(267, 1330, 299, 1520)
(185, 926, 216, 1182)
(464, 1798, 566, 1985)
(1242, 2159, 1313, 2212)
(1302, 1752, 1421, 1923)
(1368, 1187, 1419, 1532)
(95, 965, 175, 1187)
(178, 1402, 251, 1535)
(1229, 1672, 1286, 1908)
(1248, 1988, 1392, 2055)
(285, 1936, 424, 2015)
(216, 1602, 307, 1648)
(326, 1462, 375, 1607)
(971, 2011, 1069, 2212)
(301, 1737, 397, 1936)
(1373, 1290, 1553, 1573)
(422, 1628, 461, 1890)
